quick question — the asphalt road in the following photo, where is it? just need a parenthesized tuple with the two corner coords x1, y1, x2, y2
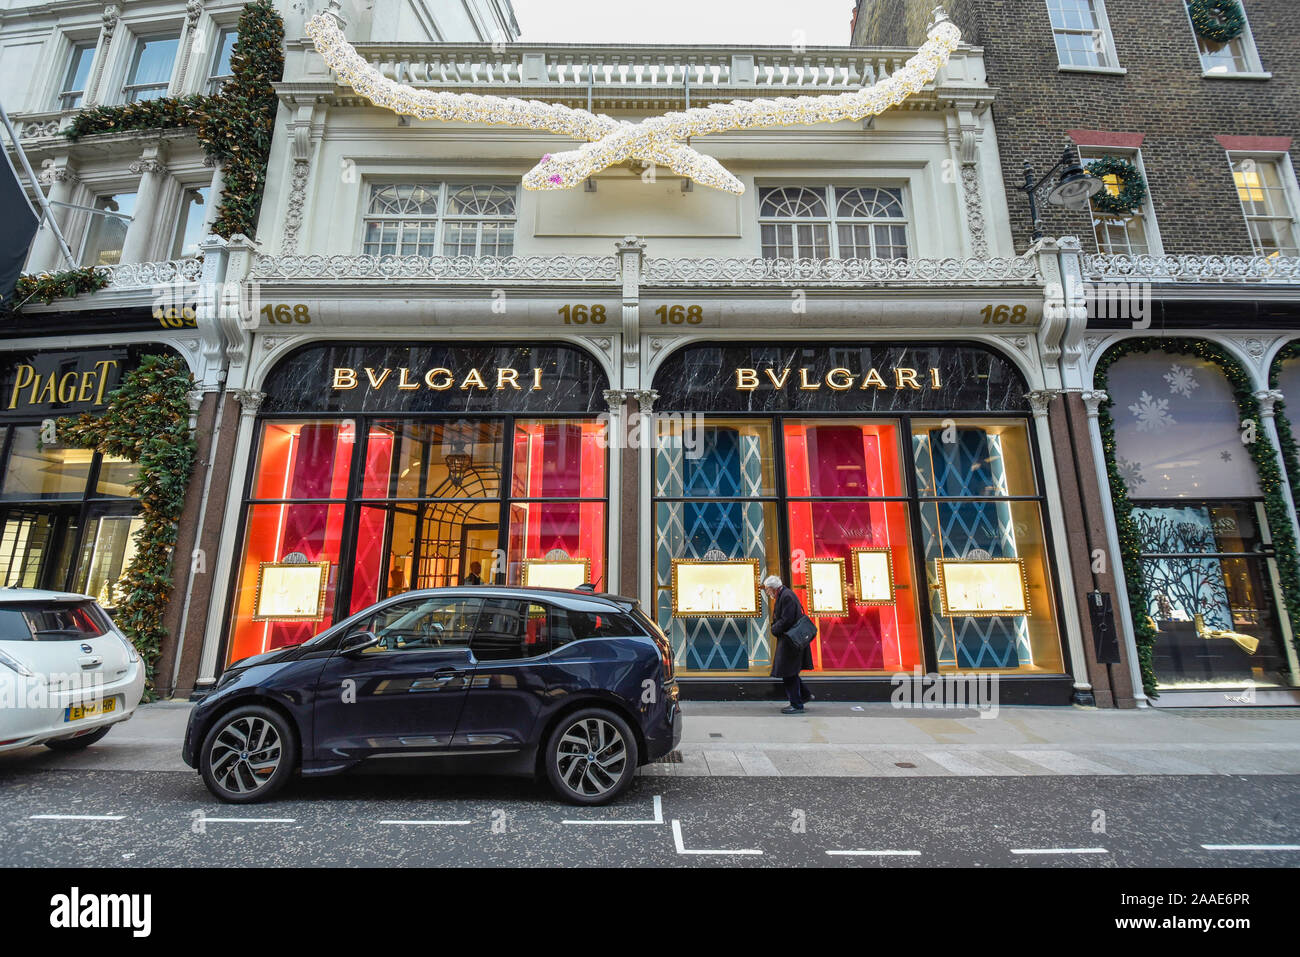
(2, 767, 1297, 867)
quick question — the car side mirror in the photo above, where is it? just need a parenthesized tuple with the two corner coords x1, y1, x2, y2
(340, 631, 381, 656)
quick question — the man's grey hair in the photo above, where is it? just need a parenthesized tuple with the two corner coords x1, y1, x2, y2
(762, 574, 783, 590)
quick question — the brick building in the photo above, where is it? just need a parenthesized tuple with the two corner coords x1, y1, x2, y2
(855, 1, 1300, 706)
(853, 0, 1300, 257)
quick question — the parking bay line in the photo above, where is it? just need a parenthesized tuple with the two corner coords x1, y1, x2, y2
(1201, 844, 1300, 852)
(29, 814, 125, 822)
(1010, 847, 1108, 855)
(379, 819, 472, 826)
(826, 849, 921, 857)
(563, 795, 663, 825)
(199, 817, 297, 824)
(671, 819, 762, 856)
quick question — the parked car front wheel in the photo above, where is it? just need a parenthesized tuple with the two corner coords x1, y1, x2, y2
(545, 708, 638, 805)
(199, 705, 297, 803)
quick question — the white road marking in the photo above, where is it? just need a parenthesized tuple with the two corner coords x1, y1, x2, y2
(826, 849, 921, 857)
(1011, 847, 1108, 855)
(28, 814, 124, 821)
(671, 819, 762, 856)
(379, 819, 472, 826)
(1201, 844, 1300, 852)
(563, 794, 663, 825)
(200, 817, 297, 824)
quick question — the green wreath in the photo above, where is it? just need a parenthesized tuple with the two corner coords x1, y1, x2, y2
(1086, 156, 1148, 216)
(1189, 0, 1247, 44)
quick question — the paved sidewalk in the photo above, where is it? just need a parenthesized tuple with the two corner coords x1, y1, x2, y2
(2, 699, 1297, 778)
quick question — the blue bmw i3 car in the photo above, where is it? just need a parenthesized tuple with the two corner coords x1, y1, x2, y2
(182, 587, 681, 805)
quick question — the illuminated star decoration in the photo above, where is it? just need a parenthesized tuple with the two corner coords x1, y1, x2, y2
(305, 10, 962, 195)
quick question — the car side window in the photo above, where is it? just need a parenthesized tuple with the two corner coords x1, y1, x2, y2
(354, 596, 483, 653)
(472, 599, 551, 661)
(550, 607, 643, 650)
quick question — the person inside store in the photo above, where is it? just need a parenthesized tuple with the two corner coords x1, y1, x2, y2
(462, 561, 483, 586)
(763, 574, 815, 714)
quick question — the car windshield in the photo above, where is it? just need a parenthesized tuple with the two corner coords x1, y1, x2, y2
(0, 602, 108, 641)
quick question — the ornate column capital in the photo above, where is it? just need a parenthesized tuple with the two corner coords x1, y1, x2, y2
(1081, 389, 1109, 417)
(602, 388, 631, 415)
(232, 389, 266, 416)
(128, 157, 168, 175)
(102, 3, 121, 35)
(185, 0, 205, 28)
(1025, 388, 1060, 417)
(632, 389, 658, 413)
(38, 163, 78, 186)
(1254, 389, 1284, 416)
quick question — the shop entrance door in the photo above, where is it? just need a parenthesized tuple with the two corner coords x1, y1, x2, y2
(0, 507, 81, 591)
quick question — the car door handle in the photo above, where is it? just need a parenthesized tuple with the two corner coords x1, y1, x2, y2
(408, 669, 462, 692)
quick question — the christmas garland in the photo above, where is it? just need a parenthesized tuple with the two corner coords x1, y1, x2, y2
(1189, 0, 1247, 44)
(1086, 156, 1148, 217)
(55, 355, 197, 697)
(1269, 340, 1300, 553)
(1097, 338, 1300, 697)
(6, 266, 108, 309)
(66, 0, 284, 239)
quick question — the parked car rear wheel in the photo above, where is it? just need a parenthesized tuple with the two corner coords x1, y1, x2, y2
(199, 705, 297, 803)
(544, 708, 638, 805)
(44, 725, 112, 751)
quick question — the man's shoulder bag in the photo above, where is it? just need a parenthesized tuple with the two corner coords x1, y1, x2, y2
(786, 614, 817, 649)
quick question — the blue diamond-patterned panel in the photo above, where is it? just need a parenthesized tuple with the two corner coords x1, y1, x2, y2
(654, 428, 772, 672)
(914, 428, 1031, 669)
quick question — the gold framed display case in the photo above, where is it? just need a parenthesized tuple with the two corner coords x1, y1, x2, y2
(936, 558, 1030, 617)
(252, 561, 331, 621)
(806, 558, 848, 616)
(671, 559, 761, 617)
(521, 558, 591, 590)
(851, 547, 896, 606)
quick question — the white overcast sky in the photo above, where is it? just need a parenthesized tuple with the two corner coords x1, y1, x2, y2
(510, 0, 856, 45)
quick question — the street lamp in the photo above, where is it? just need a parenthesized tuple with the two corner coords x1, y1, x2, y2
(1017, 145, 1105, 243)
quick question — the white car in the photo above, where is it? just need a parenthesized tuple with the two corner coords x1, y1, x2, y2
(0, 589, 146, 753)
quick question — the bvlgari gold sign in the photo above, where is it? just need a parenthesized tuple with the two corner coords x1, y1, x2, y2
(735, 366, 942, 391)
(331, 366, 545, 392)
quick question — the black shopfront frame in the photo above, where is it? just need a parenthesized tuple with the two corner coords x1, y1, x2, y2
(650, 340, 1076, 704)
(216, 340, 612, 671)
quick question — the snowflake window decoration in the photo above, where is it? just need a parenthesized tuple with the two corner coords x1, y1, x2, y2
(1163, 364, 1201, 398)
(1129, 391, 1176, 432)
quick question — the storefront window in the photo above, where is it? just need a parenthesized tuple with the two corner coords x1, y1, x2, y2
(651, 342, 1068, 680)
(1108, 350, 1295, 688)
(0, 346, 175, 604)
(225, 342, 611, 667)
(2, 427, 94, 499)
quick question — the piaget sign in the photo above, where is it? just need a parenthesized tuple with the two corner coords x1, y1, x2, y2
(331, 366, 546, 392)
(2, 355, 125, 416)
(735, 366, 942, 391)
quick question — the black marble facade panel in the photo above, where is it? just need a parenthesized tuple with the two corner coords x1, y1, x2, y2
(652, 341, 1030, 414)
(261, 341, 610, 415)
(0, 343, 182, 421)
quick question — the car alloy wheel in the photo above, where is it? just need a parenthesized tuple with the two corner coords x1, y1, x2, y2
(199, 705, 296, 803)
(549, 710, 636, 803)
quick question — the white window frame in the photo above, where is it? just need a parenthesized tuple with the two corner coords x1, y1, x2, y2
(1047, 0, 1125, 74)
(359, 182, 519, 257)
(121, 30, 181, 104)
(1226, 151, 1300, 258)
(1078, 148, 1164, 257)
(1182, 0, 1268, 78)
(54, 38, 98, 111)
(756, 184, 912, 260)
(206, 26, 238, 95)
